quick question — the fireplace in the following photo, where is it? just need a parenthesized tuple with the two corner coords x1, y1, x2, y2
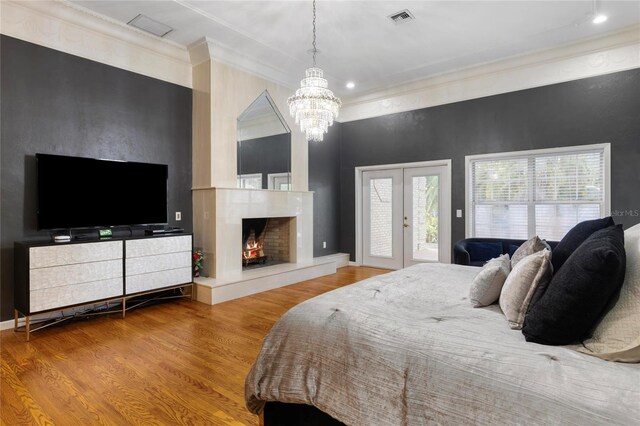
(242, 218, 268, 266)
(242, 217, 292, 269)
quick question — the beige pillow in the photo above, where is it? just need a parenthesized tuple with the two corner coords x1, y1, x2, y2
(580, 223, 640, 362)
(499, 249, 552, 330)
(469, 254, 511, 308)
(511, 236, 551, 268)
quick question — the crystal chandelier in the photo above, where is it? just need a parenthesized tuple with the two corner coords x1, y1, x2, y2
(288, 0, 341, 142)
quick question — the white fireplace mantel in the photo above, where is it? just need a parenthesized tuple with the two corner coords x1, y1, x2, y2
(192, 187, 314, 279)
(191, 187, 342, 305)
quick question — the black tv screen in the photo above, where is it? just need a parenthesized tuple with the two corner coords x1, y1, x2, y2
(36, 153, 168, 230)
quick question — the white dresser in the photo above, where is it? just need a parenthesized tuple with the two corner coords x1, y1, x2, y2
(125, 235, 192, 295)
(14, 234, 193, 340)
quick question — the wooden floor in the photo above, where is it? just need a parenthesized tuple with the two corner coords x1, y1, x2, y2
(0, 266, 388, 426)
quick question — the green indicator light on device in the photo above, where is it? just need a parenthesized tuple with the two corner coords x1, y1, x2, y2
(99, 229, 113, 238)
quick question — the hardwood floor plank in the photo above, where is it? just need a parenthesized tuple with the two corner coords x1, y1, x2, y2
(1, 356, 55, 426)
(0, 266, 388, 425)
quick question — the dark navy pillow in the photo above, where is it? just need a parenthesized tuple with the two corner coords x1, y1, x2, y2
(522, 225, 626, 345)
(466, 242, 503, 263)
(551, 216, 614, 273)
(508, 244, 520, 257)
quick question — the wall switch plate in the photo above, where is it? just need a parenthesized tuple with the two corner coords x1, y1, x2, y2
(456, 209, 463, 218)
(175, 211, 182, 221)
(323, 241, 327, 248)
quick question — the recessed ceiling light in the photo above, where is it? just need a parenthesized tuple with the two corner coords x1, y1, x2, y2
(346, 82, 355, 89)
(592, 14, 607, 24)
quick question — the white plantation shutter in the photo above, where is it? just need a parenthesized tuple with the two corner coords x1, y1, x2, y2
(469, 146, 608, 241)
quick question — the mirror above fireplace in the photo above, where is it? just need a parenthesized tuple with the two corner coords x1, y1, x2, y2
(237, 90, 291, 191)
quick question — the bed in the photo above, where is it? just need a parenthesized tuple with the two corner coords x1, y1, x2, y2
(245, 263, 640, 425)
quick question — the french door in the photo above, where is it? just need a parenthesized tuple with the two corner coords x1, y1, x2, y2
(361, 164, 451, 269)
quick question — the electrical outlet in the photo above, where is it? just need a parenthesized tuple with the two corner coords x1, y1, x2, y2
(323, 241, 327, 248)
(456, 209, 463, 218)
(175, 211, 182, 221)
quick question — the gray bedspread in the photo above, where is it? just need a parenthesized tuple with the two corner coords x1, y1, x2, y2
(245, 263, 640, 425)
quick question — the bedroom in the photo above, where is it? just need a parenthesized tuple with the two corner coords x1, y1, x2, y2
(1, 0, 639, 425)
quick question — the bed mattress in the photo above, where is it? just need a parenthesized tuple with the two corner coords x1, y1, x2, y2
(246, 263, 640, 425)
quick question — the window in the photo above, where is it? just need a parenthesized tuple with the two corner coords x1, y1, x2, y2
(268, 173, 292, 191)
(466, 144, 610, 241)
(237, 173, 263, 189)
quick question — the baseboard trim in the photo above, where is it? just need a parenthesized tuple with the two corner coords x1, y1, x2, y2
(348, 261, 360, 267)
(1, 319, 15, 331)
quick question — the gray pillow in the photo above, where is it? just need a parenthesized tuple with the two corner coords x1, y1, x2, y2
(511, 236, 551, 268)
(500, 249, 552, 329)
(469, 254, 511, 308)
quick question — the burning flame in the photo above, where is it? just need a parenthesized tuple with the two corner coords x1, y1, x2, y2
(243, 240, 264, 260)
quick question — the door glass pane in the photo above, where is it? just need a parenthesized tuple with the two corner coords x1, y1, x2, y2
(369, 178, 393, 257)
(412, 175, 439, 262)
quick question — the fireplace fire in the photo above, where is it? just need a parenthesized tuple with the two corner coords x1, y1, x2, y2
(243, 239, 266, 266)
(242, 218, 269, 266)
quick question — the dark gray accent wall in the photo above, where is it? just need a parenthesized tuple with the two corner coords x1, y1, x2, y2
(339, 69, 640, 260)
(237, 133, 290, 189)
(0, 36, 193, 321)
(309, 123, 342, 256)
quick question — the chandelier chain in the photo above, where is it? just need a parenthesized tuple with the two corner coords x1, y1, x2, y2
(312, 0, 317, 66)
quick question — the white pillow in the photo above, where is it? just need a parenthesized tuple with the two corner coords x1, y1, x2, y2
(511, 236, 551, 268)
(469, 254, 511, 308)
(581, 223, 640, 362)
(499, 250, 552, 330)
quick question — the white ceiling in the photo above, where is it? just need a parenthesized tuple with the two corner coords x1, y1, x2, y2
(71, 1, 640, 97)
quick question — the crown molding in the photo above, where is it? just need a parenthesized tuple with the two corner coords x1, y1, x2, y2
(1, 0, 192, 87)
(188, 37, 296, 90)
(340, 25, 640, 123)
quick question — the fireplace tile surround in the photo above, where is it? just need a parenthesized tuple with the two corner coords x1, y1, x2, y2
(192, 187, 331, 304)
(193, 187, 313, 279)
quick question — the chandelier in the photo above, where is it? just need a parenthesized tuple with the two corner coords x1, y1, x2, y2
(287, 0, 341, 142)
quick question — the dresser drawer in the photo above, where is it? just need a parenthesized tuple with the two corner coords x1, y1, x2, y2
(125, 267, 192, 295)
(126, 236, 192, 258)
(30, 259, 122, 291)
(126, 252, 190, 276)
(30, 241, 122, 269)
(30, 278, 123, 313)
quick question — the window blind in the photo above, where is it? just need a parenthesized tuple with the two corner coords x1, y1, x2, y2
(469, 147, 606, 241)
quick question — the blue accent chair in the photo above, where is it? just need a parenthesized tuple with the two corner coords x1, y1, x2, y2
(454, 238, 558, 267)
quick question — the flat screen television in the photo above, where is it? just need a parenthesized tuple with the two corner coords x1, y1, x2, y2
(36, 153, 168, 230)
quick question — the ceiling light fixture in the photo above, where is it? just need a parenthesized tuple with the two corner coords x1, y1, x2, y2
(592, 14, 607, 24)
(346, 82, 355, 89)
(287, 0, 341, 142)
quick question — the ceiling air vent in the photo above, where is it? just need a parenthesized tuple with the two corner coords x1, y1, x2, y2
(388, 9, 415, 24)
(127, 14, 173, 38)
